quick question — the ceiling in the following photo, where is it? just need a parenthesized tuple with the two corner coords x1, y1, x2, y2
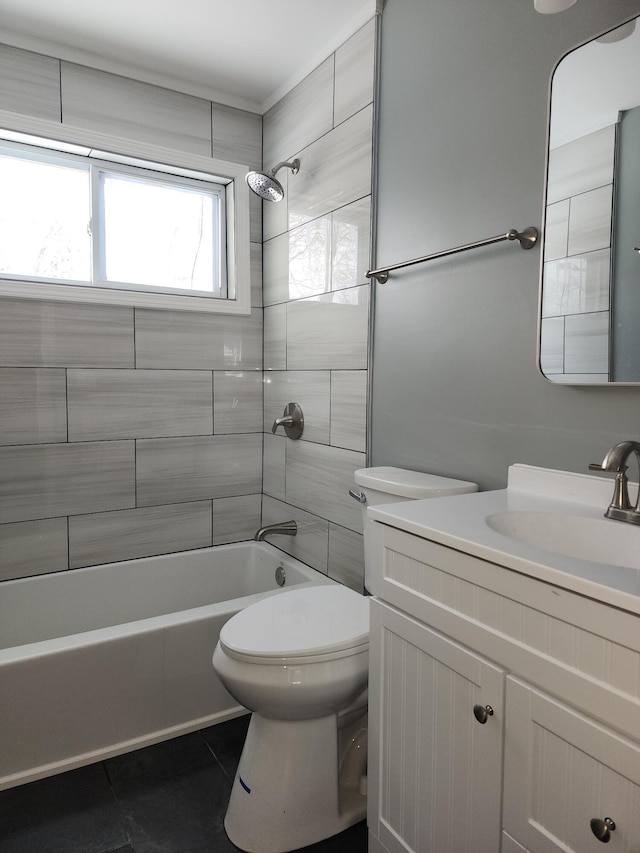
(0, 0, 377, 114)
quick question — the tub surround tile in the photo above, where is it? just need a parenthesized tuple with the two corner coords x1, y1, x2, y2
(250, 241, 263, 308)
(67, 369, 213, 441)
(135, 308, 262, 370)
(567, 185, 613, 256)
(261, 495, 329, 574)
(286, 441, 365, 533)
(543, 200, 570, 262)
(540, 316, 565, 375)
(328, 524, 365, 593)
(263, 184, 289, 242)
(331, 197, 371, 291)
(264, 371, 331, 445)
(0, 518, 68, 581)
(0, 44, 61, 121)
(262, 434, 286, 501)
(0, 299, 134, 368)
(212, 494, 262, 544)
(287, 106, 373, 229)
(286, 286, 369, 370)
(263, 231, 293, 306)
(61, 63, 212, 156)
(136, 434, 262, 507)
(68, 502, 213, 568)
(0, 368, 67, 446)
(264, 304, 287, 370)
(546, 125, 615, 206)
(330, 370, 367, 452)
(565, 311, 609, 374)
(262, 57, 334, 170)
(0, 441, 135, 524)
(333, 20, 376, 127)
(542, 249, 610, 317)
(211, 103, 262, 168)
(214, 371, 263, 434)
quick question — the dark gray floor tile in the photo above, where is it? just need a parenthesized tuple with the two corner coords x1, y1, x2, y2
(200, 714, 250, 781)
(304, 820, 367, 852)
(113, 762, 235, 853)
(105, 732, 217, 792)
(0, 763, 128, 853)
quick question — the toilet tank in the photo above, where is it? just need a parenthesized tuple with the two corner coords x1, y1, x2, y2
(353, 467, 477, 592)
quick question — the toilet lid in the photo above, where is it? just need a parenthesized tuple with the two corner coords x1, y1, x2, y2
(219, 585, 369, 660)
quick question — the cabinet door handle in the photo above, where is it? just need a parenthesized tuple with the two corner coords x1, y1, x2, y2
(590, 817, 616, 843)
(473, 704, 494, 724)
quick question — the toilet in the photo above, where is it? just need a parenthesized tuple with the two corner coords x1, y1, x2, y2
(212, 467, 477, 853)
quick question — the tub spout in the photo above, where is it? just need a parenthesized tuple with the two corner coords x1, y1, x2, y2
(254, 521, 297, 541)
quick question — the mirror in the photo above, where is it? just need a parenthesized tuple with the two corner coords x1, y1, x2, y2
(540, 16, 640, 383)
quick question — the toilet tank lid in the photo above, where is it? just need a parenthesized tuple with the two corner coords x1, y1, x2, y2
(354, 466, 477, 498)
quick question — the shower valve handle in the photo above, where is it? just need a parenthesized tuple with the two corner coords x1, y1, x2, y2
(271, 403, 304, 439)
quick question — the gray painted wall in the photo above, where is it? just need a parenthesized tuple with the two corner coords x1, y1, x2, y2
(371, 0, 640, 491)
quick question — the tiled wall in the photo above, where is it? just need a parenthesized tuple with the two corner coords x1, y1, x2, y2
(0, 21, 377, 587)
(540, 125, 615, 382)
(0, 44, 264, 581)
(260, 20, 376, 592)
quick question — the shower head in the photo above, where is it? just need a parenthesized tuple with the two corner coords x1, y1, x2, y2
(245, 159, 300, 202)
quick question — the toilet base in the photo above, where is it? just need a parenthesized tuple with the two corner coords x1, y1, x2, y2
(224, 711, 367, 853)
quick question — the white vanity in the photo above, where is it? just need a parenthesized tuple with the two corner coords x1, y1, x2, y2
(366, 464, 640, 853)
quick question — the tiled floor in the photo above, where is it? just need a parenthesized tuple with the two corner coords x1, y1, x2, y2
(0, 715, 367, 853)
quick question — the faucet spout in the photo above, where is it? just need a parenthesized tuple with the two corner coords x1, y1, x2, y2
(254, 520, 297, 541)
(589, 440, 640, 524)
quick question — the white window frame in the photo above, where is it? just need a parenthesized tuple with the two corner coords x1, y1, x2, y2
(0, 112, 252, 315)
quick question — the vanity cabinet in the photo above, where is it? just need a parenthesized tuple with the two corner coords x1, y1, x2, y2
(367, 523, 640, 853)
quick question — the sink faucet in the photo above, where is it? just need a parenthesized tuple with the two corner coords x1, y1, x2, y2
(589, 440, 640, 524)
(254, 520, 297, 541)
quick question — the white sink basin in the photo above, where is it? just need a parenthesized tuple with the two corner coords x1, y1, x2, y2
(486, 511, 640, 570)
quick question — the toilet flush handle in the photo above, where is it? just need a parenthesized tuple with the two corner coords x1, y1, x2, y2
(349, 489, 367, 504)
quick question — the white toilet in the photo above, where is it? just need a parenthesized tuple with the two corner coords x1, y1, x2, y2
(212, 466, 477, 853)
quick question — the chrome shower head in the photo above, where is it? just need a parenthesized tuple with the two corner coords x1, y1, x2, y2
(245, 159, 300, 202)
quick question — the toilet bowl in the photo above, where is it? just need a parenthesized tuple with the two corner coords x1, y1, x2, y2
(212, 467, 477, 853)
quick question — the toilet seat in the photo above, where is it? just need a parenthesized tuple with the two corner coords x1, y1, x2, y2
(219, 585, 369, 664)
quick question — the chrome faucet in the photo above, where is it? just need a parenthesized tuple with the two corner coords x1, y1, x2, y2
(589, 440, 640, 525)
(254, 520, 297, 541)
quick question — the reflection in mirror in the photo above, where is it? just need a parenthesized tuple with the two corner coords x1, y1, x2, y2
(540, 17, 640, 383)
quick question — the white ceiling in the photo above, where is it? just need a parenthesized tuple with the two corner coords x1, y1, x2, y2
(0, 0, 377, 114)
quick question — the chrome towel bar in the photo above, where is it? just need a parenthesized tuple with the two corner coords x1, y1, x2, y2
(366, 226, 539, 284)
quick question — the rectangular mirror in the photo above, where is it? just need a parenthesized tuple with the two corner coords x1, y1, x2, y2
(540, 15, 640, 383)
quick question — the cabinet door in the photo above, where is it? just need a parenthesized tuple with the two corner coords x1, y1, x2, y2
(368, 599, 505, 853)
(504, 676, 640, 852)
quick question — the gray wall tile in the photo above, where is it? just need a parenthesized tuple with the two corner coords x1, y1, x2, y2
(211, 103, 262, 168)
(136, 434, 262, 506)
(542, 249, 610, 318)
(213, 494, 262, 545)
(61, 63, 212, 156)
(330, 370, 367, 451)
(540, 316, 565, 376)
(251, 242, 263, 308)
(0, 298, 135, 367)
(0, 518, 68, 581)
(263, 434, 286, 501)
(287, 106, 373, 228)
(263, 57, 334, 168)
(328, 523, 365, 593)
(286, 285, 369, 370)
(214, 371, 263, 434)
(547, 125, 615, 205)
(69, 502, 213, 568)
(544, 200, 570, 262)
(286, 441, 365, 532)
(264, 305, 287, 370)
(135, 308, 262, 370)
(264, 370, 331, 444)
(0, 441, 135, 523)
(0, 44, 61, 121)
(0, 368, 67, 446)
(334, 20, 376, 126)
(67, 369, 213, 440)
(565, 312, 609, 374)
(261, 495, 329, 574)
(332, 197, 371, 290)
(567, 185, 613, 256)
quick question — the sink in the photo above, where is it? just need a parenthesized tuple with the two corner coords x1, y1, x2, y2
(486, 511, 640, 570)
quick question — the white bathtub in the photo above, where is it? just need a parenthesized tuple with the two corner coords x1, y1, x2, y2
(0, 541, 334, 790)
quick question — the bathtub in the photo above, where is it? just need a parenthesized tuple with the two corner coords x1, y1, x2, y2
(0, 541, 335, 790)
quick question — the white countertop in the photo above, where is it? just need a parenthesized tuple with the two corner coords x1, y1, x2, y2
(369, 464, 640, 615)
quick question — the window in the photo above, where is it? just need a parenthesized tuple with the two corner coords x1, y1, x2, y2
(0, 133, 250, 314)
